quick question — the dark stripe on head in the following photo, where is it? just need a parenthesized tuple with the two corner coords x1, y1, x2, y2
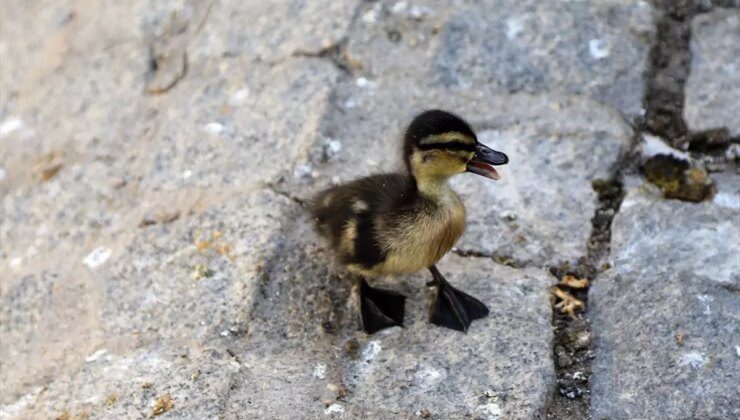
(416, 141, 476, 152)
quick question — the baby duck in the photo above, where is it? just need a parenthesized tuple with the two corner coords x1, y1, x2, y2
(310, 110, 508, 334)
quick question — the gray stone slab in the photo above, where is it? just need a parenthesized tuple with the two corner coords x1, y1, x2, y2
(347, 0, 655, 118)
(220, 214, 554, 419)
(12, 1, 735, 419)
(99, 191, 299, 344)
(0, 43, 150, 267)
(0, 0, 149, 110)
(452, 95, 633, 265)
(684, 9, 740, 136)
(338, 255, 554, 419)
(0, 43, 147, 192)
(0, 190, 344, 418)
(188, 0, 360, 62)
(138, 57, 339, 192)
(589, 176, 740, 419)
(2, 195, 556, 419)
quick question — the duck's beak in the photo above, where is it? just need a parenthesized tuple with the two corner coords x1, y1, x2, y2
(466, 142, 509, 180)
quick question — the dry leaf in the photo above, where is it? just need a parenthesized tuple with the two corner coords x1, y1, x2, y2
(675, 331, 686, 346)
(551, 287, 584, 318)
(39, 163, 63, 181)
(105, 393, 118, 407)
(151, 394, 174, 417)
(559, 275, 590, 289)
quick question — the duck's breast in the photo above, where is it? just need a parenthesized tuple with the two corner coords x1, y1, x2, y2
(377, 194, 466, 274)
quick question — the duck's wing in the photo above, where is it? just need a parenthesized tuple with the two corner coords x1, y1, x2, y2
(310, 174, 415, 268)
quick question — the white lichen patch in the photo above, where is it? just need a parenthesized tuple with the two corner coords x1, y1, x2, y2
(0, 386, 44, 418)
(506, 17, 525, 40)
(324, 403, 345, 415)
(678, 351, 707, 369)
(589, 39, 610, 59)
(475, 402, 502, 420)
(361, 3, 381, 24)
(697, 294, 714, 316)
(500, 210, 517, 221)
(83, 247, 112, 269)
(714, 192, 740, 209)
(413, 364, 445, 391)
(361, 340, 382, 363)
(203, 122, 226, 135)
(355, 77, 377, 89)
(641, 134, 689, 160)
(391, 1, 407, 14)
(294, 163, 313, 180)
(229, 88, 250, 106)
(85, 348, 109, 363)
(0, 116, 24, 137)
(408, 5, 432, 20)
(313, 363, 327, 379)
(323, 138, 342, 161)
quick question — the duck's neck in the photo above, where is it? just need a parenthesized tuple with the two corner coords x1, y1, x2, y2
(412, 173, 455, 202)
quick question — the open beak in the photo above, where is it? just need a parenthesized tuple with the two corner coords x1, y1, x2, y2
(466, 142, 509, 180)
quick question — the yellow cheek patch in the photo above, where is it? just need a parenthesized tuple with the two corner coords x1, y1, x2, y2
(411, 148, 474, 181)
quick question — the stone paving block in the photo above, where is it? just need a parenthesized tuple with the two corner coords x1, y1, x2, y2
(188, 0, 360, 62)
(138, 57, 339, 192)
(0, 190, 302, 411)
(347, 0, 655, 118)
(684, 8, 740, 136)
(337, 255, 554, 419)
(589, 175, 740, 419)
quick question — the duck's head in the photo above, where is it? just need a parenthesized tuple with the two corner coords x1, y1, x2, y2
(403, 110, 508, 187)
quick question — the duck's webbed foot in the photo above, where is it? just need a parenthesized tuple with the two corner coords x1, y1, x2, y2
(358, 278, 406, 334)
(428, 265, 489, 332)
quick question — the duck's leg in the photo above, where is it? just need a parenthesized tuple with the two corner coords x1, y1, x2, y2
(428, 265, 489, 332)
(357, 277, 406, 334)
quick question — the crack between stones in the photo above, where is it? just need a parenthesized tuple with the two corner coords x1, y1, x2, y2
(642, 0, 738, 156)
(277, 1, 366, 77)
(450, 248, 531, 269)
(144, 0, 215, 95)
(265, 184, 307, 207)
(545, 1, 739, 415)
(544, 136, 634, 418)
(291, 42, 360, 76)
(641, 2, 693, 146)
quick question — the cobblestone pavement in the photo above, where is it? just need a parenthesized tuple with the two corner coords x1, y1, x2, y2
(1, 1, 738, 418)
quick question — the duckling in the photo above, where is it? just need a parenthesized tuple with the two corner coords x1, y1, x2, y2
(310, 110, 509, 334)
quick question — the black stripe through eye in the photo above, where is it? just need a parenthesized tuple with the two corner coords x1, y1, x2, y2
(416, 141, 476, 152)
